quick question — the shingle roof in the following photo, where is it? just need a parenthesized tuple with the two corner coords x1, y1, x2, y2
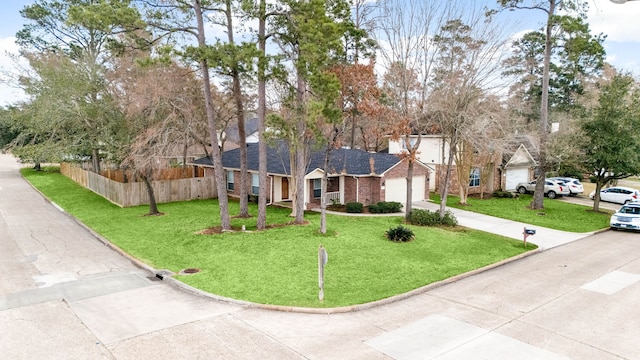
(191, 142, 407, 176)
(224, 117, 260, 143)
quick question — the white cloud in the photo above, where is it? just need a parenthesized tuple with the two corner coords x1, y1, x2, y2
(587, 0, 640, 43)
(0, 36, 28, 107)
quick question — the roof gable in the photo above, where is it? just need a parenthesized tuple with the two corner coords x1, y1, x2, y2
(505, 144, 537, 168)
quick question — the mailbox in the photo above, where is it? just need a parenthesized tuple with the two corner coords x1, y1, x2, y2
(524, 228, 536, 235)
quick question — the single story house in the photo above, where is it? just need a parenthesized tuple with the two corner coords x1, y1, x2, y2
(191, 142, 433, 210)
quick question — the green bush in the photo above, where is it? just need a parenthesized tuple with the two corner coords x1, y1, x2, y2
(492, 190, 516, 198)
(346, 202, 363, 213)
(385, 225, 415, 242)
(440, 211, 458, 227)
(409, 209, 458, 227)
(368, 201, 403, 213)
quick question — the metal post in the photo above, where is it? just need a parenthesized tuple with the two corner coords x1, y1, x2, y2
(318, 245, 328, 301)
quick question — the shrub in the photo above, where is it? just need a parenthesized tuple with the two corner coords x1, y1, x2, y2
(381, 201, 402, 213)
(440, 210, 458, 227)
(408, 209, 440, 226)
(492, 190, 516, 198)
(345, 202, 363, 213)
(385, 225, 415, 242)
(408, 209, 458, 227)
(367, 203, 380, 213)
(368, 201, 403, 214)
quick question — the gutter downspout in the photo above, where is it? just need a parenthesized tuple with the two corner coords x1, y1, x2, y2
(268, 175, 273, 205)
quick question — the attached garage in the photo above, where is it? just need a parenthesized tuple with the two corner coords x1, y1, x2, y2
(385, 176, 426, 204)
(503, 144, 536, 191)
(505, 167, 529, 191)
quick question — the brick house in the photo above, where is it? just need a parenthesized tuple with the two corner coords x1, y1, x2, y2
(191, 142, 433, 210)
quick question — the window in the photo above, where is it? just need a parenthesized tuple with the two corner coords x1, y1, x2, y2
(251, 174, 259, 195)
(227, 171, 234, 191)
(469, 168, 480, 187)
(313, 178, 322, 198)
(400, 137, 418, 150)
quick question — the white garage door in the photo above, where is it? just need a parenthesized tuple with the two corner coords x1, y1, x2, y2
(385, 176, 425, 204)
(505, 168, 529, 191)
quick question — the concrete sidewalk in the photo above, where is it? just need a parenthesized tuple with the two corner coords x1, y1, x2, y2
(412, 201, 597, 250)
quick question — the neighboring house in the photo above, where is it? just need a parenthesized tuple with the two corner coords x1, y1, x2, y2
(222, 117, 260, 150)
(388, 134, 500, 194)
(500, 138, 538, 191)
(190, 142, 433, 210)
(389, 134, 539, 194)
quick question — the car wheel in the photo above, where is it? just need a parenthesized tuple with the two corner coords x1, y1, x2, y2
(517, 187, 527, 194)
(547, 191, 556, 199)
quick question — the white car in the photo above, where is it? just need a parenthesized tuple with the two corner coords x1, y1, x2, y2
(548, 177, 584, 196)
(589, 186, 640, 205)
(610, 203, 640, 231)
(515, 179, 570, 199)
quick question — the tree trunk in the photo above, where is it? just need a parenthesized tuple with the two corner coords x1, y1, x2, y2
(225, 1, 249, 218)
(194, 0, 231, 230)
(439, 132, 457, 218)
(405, 159, 414, 221)
(92, 148, 100, 174)
(592, 181, 604, 212)
(532, 0, 556, 210)
(256, 0, 267, 230)
(142, 175, 160, 215)
(293, 66, 307, 224)
(294, 140, 306, 224)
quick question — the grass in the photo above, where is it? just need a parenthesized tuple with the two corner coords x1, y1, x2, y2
(433, 193, 611, 233)
(22, 166, 535, 308)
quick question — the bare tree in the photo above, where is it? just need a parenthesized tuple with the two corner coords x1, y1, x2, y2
(427, 11, 511, 211)
(375, 0, 467, 218)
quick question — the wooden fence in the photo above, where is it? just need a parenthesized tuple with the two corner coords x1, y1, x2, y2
(101, 167, 205, 183)
(60, 163, 217, 207)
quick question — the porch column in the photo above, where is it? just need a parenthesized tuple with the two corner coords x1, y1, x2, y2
(339, 176, 345, 204)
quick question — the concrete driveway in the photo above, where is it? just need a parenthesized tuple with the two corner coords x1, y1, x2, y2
(2, 154, 639, 359)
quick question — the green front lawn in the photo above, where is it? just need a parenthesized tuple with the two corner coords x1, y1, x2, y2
(434, 193, 611, 233)
(22, 167, 534, 308)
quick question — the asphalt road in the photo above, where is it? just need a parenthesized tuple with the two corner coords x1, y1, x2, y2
(2, 154, 639, 359)
(560, 194, 621, 212)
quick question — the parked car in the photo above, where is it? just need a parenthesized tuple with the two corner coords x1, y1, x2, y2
(515, 179, 570, 199)
(589, 186, 640, 204)
(548, 177, 584, 196)
(610, 203, 640, 231)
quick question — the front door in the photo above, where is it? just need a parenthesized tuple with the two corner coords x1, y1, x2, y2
(282, 177, 289, 200)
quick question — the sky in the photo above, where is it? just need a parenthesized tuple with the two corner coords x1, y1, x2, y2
(1, 0, 639, 107)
